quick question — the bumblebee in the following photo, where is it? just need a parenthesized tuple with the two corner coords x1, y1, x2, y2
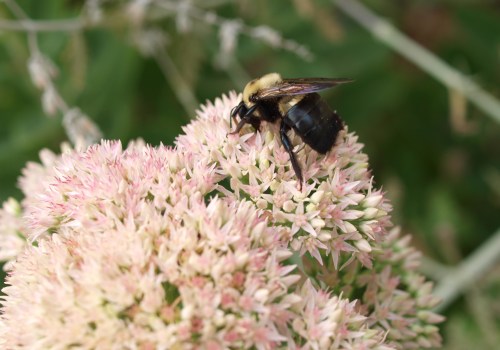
(230, 72, 352, 189)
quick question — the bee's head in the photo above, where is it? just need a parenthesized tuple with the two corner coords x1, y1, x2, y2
(242, 72, 282, 106)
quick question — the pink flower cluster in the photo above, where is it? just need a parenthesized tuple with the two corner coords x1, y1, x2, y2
(0, 93, 442, 349)
(177, 93, 392, 269)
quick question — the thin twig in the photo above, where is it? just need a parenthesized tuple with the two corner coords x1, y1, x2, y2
(432, 227, 500, 312)
(153, 0, 314, 61)
(0, 18, 84, 32)
(333, 0, 500, 124)
(2, 0, 101, 147)
(3, 0, 38, 52)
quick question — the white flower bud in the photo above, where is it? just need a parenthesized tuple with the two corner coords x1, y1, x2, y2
(376, 210, 388, 218)
(310, 190, 324, 204)
(311, 218, 325, 229)
(235, 252, 249, 267)
(225, 314, 236, 325)
(290, 238, 301, 250)
(352, 161, 368, 170)
(181, 304, 194, 319)
(283, 200, 295, 212)
(305, 203, 317, 212)
(256, 199, 268, 209)
(252, 221, 267, 237)
(360, 222, 375, 239)
(4, 198, 21, 215)
(213, 310, 225, 327)
(318, 232, 332, 241)
(363, 207, 379, 219)
(269, 179, 280, 192)
(320, 337, 332, 349)
(293, 191, 307, 201)
(292, 317, 304, 332)
(259, 151, 270, 169)
(345, 210, 365, 220)
(355, 239, 372, 253)
(342, 221, 357, 234)
(362, 193, 383, 207)
(331, 309, 343, 323)
(282, 274, 301, 287)
(417, 336, 432, 348)
(118, 179, 127, 194)
(417, 310, 445, 324)
(275, 252, 292, 263)
(282, 293, 302, 305)
(254, 289, 269, 303)
(347, 193, 365, 203)
(265, 130, 274, 144)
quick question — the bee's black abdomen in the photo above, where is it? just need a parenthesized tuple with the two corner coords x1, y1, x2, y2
(284, 93, 343, 154)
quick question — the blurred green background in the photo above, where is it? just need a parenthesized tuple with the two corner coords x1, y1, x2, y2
(1, 1, 499, 348)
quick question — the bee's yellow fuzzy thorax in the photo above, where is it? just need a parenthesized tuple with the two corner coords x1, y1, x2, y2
(242, 72, 282, 105)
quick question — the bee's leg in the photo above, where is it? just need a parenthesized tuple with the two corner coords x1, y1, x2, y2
(279, 120, 303, 190)
(230, 104, 262, 133)
(230, 102, 246, 129)
(230, 115, 261, 135)
(230, 118, 248, 134)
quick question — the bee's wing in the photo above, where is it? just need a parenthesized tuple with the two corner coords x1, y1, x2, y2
(255, 78, 353, 100)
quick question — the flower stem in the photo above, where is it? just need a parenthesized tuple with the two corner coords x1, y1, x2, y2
(0, 18, 83, 32)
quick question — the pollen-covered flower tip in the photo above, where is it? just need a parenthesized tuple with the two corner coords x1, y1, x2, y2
(0, 93, 442, 349)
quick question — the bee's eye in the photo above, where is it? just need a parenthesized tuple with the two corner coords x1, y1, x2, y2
(249, 94, 257, 103)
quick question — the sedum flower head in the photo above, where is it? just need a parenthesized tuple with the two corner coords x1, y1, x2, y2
(0, 93, 442, 349)
(177, 92, 392, 268)
(2, 193, 302, 349)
